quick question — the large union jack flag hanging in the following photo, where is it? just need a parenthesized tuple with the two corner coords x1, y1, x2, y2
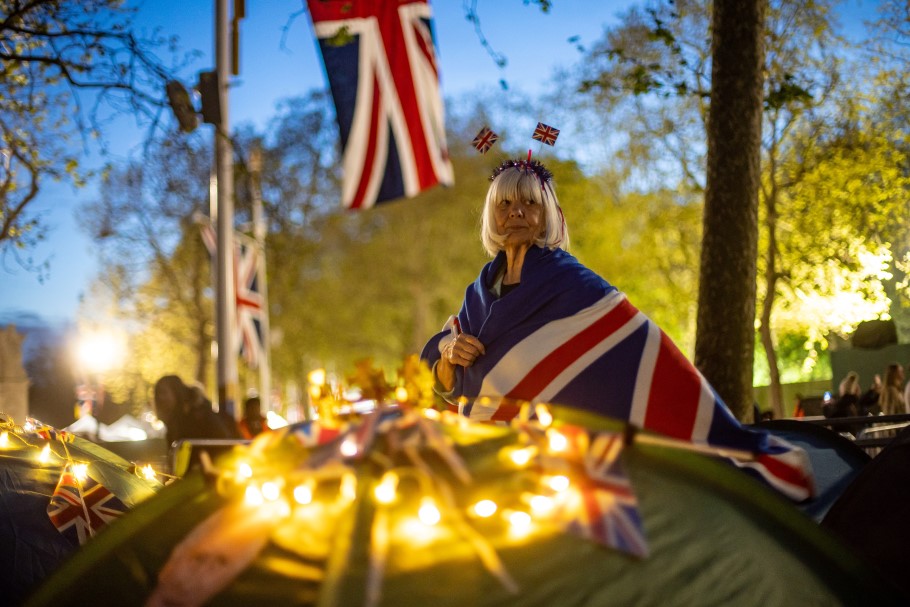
(306, 0, 454, 210)
(47, 465, 128, 546)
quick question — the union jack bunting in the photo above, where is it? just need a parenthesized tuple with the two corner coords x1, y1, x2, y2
(234, 239, 265, 369)
(47, 465, 128, 546)
(532, 122, 560, 146)
(307, 0, 454, 210)
(472, 126, 499, 154)
(551, 426, 648, 557)
(421, 246, 815, 501)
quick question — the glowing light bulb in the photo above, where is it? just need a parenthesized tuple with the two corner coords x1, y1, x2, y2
(0, 431, 9, 449)
(261, 481, 281, 501)
(308, 368, 327, 387)
(546, 475, 570, 492)
(547, 428, 568, 452)
(509, 446, 535, 467)
(340, 474, 357, 502)
(308, 385, 322, 399)
(141, 464, 157, 481)
(529, 495, 554, 515)
(38, 444, 52, 464)
(395, 386, 409, 402)
(237, 462, 253, 480)
(374, 473, 398, 504)
(293, 483, 314, 505)
(422, 408, 440, 420)
(72, 463, 89, 483)
(245, 485, 264, 507)
(473, 499, 497, 518)
(340, 437, 358, 458)
(535, 404, 553, 427)
(508, 510, 532, 530)
(418, 497, 441, 526)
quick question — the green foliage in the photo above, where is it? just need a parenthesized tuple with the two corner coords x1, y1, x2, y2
(0, 0, 186, 266)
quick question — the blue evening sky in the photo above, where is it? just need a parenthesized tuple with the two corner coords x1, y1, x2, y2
(0, 0, 875, 326)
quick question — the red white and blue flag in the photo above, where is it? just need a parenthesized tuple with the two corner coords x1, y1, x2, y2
(532, 122, 560, 146)
(472, 126, 499, 154)
(199, 221, 267, 369)
(234, 239, 265, 369)
(307, 0, 453, 210)
(47, 465, 128, 546)
(421, 246, 815, 501)
(549, 426, 648, 557)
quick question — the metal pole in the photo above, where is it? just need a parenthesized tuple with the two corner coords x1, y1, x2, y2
(215, 0, 236, 417)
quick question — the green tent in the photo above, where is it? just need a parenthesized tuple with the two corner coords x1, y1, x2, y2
(25, 407, 904, 607)
(0, 416, 162, 605)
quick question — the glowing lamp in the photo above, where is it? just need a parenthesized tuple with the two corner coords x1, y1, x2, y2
(374, 473, 398, 505)
(244, 485, 265, 507)
(418, 497, 441, 526)
(340, 437, 358, 458)
(546, 475, 570, 492)
(141, 465, 157, 481)
(547, 428, 569, 452)
(308, 369, 327, 387)
(0, 431, 9, 449)
(72, 463, 89, 483)
(395, 386, 409, 402)
(293, 483, 314, 505)
(38, 444, 53, 464)
(237, 462, 253, 480)
(473, 499, 498, 518)
(261, 481, 281, 501)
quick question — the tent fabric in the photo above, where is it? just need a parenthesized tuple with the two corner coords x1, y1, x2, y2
(0, 428, 162, 605)
(821, 424, 910, 598)
(755, 419, 870, 521)
(25, 408, 904, 607)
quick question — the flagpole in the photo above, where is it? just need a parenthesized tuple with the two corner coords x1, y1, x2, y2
(214, 0, 237, 417)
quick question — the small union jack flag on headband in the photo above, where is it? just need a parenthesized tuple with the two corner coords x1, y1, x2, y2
(532, 122, 560, 146)
(472, 126, 499, 154)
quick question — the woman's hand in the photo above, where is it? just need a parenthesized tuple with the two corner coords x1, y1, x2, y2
(435, 333, 485, 391)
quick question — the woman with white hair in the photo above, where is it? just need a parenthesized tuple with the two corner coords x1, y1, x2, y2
(420, 158, 815, 501)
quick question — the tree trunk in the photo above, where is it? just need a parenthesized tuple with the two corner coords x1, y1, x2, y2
(695, 0, 767, 421)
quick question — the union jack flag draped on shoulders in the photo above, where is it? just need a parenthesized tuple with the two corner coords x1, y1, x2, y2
(306, 0, 454, 210)
(47, 465, 128, 546)
(421, 246, 815, 502)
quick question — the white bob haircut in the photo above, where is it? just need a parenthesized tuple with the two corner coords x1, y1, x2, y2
(480, 164, 570, 257)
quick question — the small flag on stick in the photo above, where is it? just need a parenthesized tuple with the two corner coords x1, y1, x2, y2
(472, 126, 499, 154)
(532, 122, 560, 146)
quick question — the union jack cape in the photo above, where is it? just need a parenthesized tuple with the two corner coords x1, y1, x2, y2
(307, 0, 454, 210)
(420, 246, 815, 501)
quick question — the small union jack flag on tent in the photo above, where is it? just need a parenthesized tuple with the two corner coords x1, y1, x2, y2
(472, 126, 499, 154)
(307, 0, 454, 210)
(47, 465, 128, 546)
(549, 425, 649, 557)
(532, 122, 560, 146)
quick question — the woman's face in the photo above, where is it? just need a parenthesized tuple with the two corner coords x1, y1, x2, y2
(493, 195, 543, 248)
